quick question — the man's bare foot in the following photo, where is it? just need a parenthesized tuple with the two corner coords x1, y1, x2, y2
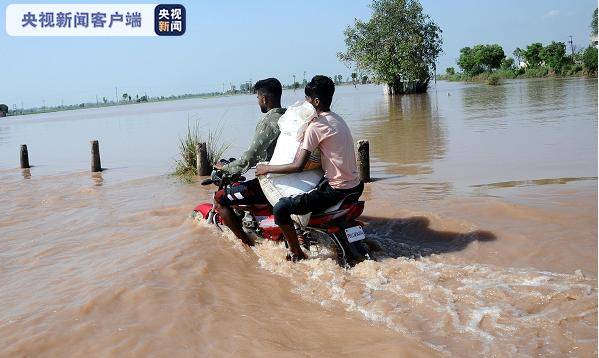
(286, 251, 307, 262)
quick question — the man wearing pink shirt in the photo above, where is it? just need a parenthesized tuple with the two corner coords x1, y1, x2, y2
(256, 75, 364, 261)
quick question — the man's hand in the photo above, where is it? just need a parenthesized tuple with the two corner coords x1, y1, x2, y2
(213, 162, 224, 170)
(255, 164, 269, 176)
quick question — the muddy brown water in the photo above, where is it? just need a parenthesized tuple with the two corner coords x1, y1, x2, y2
(0, 78, 596, 356)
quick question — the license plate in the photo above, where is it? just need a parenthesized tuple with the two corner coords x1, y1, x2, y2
(345, 225, 365, 243)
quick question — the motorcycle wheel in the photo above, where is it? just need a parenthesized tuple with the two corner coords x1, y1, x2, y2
(304, 228, 352, 268)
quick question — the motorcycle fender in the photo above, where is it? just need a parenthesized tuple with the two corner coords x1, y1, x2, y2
(193, 203, 214, 219)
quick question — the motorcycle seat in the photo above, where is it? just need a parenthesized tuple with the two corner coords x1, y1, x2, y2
(319, 192, 361, 214)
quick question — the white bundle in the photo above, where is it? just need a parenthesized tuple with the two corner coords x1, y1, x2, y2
(269, 100, 317, 164)
(258, 101, 323, 227)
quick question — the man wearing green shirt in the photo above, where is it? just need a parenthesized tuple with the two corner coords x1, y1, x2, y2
(213, 78, 285, 246)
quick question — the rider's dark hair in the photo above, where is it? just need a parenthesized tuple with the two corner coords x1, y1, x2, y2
(305, 75, 335, 109)
(253, 78, 282, 100)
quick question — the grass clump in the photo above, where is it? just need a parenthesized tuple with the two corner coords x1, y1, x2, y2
(173, 121, 230, 182)
(486, 74, 500, 85)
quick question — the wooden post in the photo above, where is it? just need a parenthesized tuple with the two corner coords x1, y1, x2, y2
(20, 144, 30, 169)
(196, 142, 210, 176)
(357, 139, 371, 183)
(90, 140, 102, 172)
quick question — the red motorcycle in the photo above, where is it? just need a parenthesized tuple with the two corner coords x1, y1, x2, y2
(193, 169, 371, 267)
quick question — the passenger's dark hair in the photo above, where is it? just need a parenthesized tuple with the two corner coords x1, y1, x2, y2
(304, 75, 335, 109)
(253, 78, 282, 100)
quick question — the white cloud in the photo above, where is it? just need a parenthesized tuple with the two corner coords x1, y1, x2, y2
(543, 10, 560, 18)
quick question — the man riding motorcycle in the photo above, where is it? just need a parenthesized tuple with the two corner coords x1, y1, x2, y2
(256, 75, 364, 262)
(213, 78, 285, 246)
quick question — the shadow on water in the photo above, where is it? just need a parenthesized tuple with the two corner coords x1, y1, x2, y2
(361, 215, 496, 259)
(369, 175, 404, 182)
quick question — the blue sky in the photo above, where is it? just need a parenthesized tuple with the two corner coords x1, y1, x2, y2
(1, 0, 596, 107)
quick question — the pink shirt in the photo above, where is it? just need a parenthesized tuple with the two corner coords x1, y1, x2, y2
(301, 111, 360, 189)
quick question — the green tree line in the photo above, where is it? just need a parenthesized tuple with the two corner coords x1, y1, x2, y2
(441, 8, 597, 83)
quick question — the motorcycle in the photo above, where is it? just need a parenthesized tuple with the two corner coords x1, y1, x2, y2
(192, 161, 371, 268)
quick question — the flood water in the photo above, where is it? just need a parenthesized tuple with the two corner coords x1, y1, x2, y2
(0, 78, 597, 356)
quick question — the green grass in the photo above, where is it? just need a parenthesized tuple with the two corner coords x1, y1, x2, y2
(172, 121, 230, 183)
(486, 74, 500, 85)
(518, 66, 549, 78)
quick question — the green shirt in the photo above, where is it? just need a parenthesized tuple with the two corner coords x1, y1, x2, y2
(222, 107, 286, 175)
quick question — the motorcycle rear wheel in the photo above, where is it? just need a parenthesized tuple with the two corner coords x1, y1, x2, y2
(304, 228, 352, 268)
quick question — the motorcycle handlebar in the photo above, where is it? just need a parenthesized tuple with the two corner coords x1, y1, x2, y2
(200, 174, 246, 186)
(201, 178, 214, 186)
(200, 159, 245, 187)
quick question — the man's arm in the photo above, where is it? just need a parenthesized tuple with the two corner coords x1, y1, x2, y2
(255, 149, 311, 176)
(220, 152, 251, 175)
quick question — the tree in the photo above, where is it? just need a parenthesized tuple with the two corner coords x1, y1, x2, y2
(513, 47, 524, 66)
(0, 104, 8, 117)
(474, 44, 505, 71)
(540, 41, 567, 73)
(457, 44, 504, 75)
(457, 47, 481, 75)
(338, 0, 443, 95)
(122, 93, 128, 102)
(351, 72, 358, 83)
(583, 46, 598, 75)
(445, 67, 455, 75)
(592, 8, 598, 36)
(500, 58, 515, 70)
(522, 43, 544, 67)
(240, 82, 250, 92)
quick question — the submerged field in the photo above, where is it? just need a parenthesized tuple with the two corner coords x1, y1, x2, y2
(0, 79, 596, 356)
